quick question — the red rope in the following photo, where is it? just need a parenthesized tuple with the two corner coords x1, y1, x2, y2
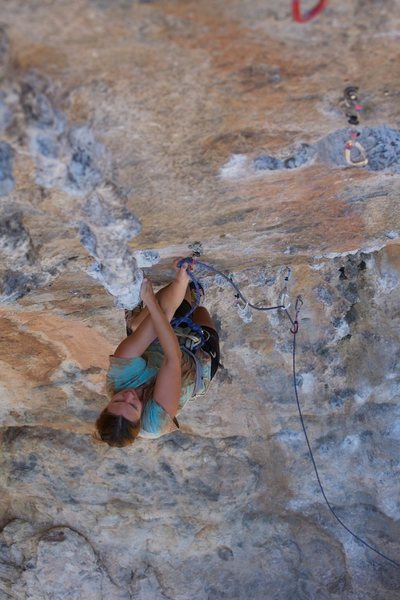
(292, 0, 328, 23)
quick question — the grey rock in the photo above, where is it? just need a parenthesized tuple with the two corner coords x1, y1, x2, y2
(66, 126, 106, 193)
(0, 3, 400, 599)
(0, 141, 14, 195)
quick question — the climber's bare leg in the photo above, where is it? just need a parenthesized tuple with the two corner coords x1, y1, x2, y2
(129, 281, 191, 333)
(128, 283, 169, 333)
(128, 259, 194, 333)
(191, 307, 216, 331)
(183, 284, 215, 329)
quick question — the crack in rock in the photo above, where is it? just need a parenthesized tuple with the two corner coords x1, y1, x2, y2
(0, 211, 35, 266)
(0, 520, 123, 599)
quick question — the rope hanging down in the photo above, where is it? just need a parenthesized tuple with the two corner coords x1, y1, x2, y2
(290, 324, 400, 569)
(175, 257, 400, 569)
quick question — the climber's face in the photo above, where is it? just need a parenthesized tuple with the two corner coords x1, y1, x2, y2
(107, 389, 143, 423)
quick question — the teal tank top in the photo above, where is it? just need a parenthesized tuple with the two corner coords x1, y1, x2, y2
(106, 336, 212, 439)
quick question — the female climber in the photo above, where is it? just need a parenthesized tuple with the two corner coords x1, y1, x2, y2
(95, 259, 221, 447)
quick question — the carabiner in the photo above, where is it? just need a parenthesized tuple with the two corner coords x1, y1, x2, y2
(284, 266, 292, 282)
(344, 140, 368, 168)
(343, 87, 363, 125)
(292, 0, 328, 23)
(344, 86, 359, 107)
(279, 292, 291, 311)
(237, 302, 253, 323)
(295, 295, 303, 314)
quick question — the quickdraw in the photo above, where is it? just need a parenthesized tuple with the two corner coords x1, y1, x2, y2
(292, 0, 328, 23)
(344, 139, 368, 168)
(343, 86, 362, 126)
(342, 87, 368, 168)
(279, 267, 292, 310)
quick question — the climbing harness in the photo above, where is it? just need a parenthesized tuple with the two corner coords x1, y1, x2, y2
(292, 0, 328, 23)
(176, 256, 400, 569)
(181, 345, 206, 396)
(342, 86, 368, 168)
(175, 327, 208, 352)
(171, 258, 207, 349)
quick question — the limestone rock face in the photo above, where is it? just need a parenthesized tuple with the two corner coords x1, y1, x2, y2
(1, 1, 400, 598)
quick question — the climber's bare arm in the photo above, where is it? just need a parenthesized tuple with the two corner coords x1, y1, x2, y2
(128, 259, 193, 333)
(147, 293, 181, 416)
(114, 283, 181, 415)
(114, 261, 192, 357)
(136, 280, 182, 415)
(152, 357, 181, 417)
(114, 278, 183, 361)
(141, 279, 181, 360)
